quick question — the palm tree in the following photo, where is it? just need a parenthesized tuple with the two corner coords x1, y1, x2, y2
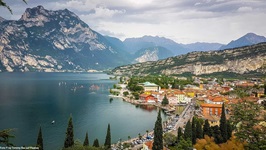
(146, 130, 149, 138)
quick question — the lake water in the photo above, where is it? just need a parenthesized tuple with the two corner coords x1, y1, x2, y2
(0, 73, 167, 149)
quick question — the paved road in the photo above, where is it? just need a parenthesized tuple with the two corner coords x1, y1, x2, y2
(171, 102, 195, 135)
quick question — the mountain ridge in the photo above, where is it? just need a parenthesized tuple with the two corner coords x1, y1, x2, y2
(0, 5, 129, 72)
(112, 42, 266, 76)
(220, 33, 266, 50)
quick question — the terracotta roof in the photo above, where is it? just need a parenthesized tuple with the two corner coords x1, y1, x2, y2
(201, 103, 222, 108)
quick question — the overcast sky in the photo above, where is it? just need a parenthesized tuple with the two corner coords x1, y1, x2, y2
(1, 0, 266, 44)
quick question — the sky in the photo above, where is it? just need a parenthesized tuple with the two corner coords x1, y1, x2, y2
(1, 0, 266, 44)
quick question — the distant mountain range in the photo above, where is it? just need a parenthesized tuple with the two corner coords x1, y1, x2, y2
(106, 33, 266, 63)
(220, 33, 266, 50)
(0, 5, 266, 72)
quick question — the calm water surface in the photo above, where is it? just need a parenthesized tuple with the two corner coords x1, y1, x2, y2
(0, 73, 167, 149)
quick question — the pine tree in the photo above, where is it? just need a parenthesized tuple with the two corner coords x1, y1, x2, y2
(191, 117, 196, 144)
(93, 139, 99, 147)
(184, 120, 192, 141)
(83, 132, 89, 146)
(177, 127, 183, 142)
(36, 126, 43, 150)
(104, 124, 111, 149)
(161, 94, 169, 106)
(152, 109, 163, 150)
(64, 115, 74, 148)
(196, 119, 203, 140)
(219, 103, 227, 143)
(203, 119, 211, 137)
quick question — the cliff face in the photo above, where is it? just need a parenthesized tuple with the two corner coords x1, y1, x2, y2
(112, 43, 266, 76)
(0, 6, 129, 72)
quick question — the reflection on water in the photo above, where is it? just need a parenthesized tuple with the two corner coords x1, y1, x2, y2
(0, 73, 167, 149)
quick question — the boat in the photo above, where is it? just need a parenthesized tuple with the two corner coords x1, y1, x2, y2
(51, 120, 55, 124)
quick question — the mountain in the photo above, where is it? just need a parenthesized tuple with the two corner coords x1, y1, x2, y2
(123, 36, 187, 55)
(0, 17, 5, 23)
(0, 6, 129, 72)
(220, 33, 266, 50)
(182, 42, 224, 52)
(112, 43, 266, 76)
(133, 46, 174, 63)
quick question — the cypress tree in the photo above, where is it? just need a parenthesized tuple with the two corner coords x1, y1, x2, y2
(64, 115, 74, 148)
(191, 117, 196, 144)
(226, 121, 232, 140)
(177, 127, 183, 142)
(196, 119, 203, 139)
(83, 132, 89, 146)
(184, 120, 192, 141)
(211, 125, 223, 144)
(161, 94, 169, 105)
(152, 109, 163, 150)
(36, 126, 43, 150)
(93, 138, 100, 147)
(203, 119, 211, 137)
(219, 103, 227, 143)
(104, 124, 111, 149)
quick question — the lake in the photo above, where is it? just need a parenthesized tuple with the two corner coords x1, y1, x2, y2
(0, 72, 167, 149)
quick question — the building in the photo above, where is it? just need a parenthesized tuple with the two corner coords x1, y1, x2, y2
(200, 103, 222, 116)
(139, 94, 157, 103)
(139, 82, 161, 92)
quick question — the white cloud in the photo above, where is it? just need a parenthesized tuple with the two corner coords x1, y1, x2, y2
(237, 6, 253, 12)
(1, 0, 266, 44)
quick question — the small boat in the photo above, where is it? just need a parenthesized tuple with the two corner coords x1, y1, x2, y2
(51, 120, 55, 124)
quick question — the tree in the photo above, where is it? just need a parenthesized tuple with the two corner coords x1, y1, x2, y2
(230, 101, 266, 149)
(184, 120, 192, 141)
(194, 135, 246, 150)
(64, 115, 74, 148)
(83, 132, 89, 146)
(203, 119, 212, 137)
(211, 125, 223, 144)
(264, 82, 266, 95)
(0, 0, 27, 14)
(194, 135, 220, 150)
(163, 133, 176, 147)
(152, 109, 163, 150)
(161, 94, 169, 106)
(226, 121, 232, 141)
(219, 103, 227, 143)
(191, 117, 196, 144)
(177, 127, 183, 142)
(175, 137, 192, 150)
(0, 129, 15, 146)
(104, 124, 111, 149)
(93, 139, 100, 147)
(146, 130, 149, 138)
(196, 119, 203, 140)
(37, 126, 43, 150)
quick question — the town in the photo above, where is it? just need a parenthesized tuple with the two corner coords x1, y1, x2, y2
(109, 75, 266, 150)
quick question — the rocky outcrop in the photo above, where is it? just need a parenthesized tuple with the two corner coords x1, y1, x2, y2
(112, 43, 266, 76)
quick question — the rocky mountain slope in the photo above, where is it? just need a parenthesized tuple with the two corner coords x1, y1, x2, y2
(220, 33, 266, 50)
(112, 42, 266, 76)
(0, 6, 129, 72)
(133, 46, 173, 63)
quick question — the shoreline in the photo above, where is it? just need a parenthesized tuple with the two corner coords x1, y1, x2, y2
(110, 94, 187, 149)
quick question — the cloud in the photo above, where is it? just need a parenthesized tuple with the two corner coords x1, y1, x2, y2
(1, 0, 266, 44)
(237, 6, 253, 12)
